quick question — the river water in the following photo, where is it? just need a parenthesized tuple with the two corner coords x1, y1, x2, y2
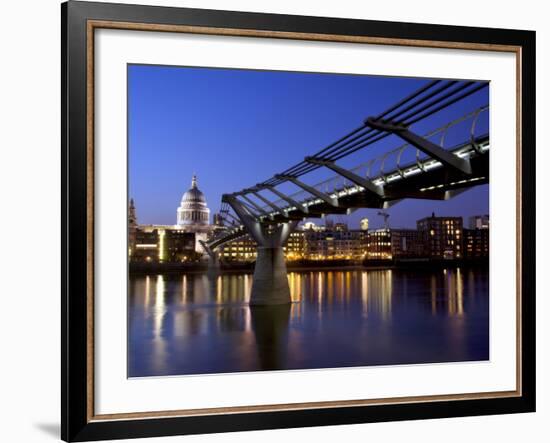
(128, 267, 489, 377)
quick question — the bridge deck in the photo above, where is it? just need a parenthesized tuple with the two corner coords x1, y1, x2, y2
(208, 134, 489, 250)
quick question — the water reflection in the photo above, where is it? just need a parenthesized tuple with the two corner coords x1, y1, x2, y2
(250, 305, 291, 370)
(128, 267, 489, 377)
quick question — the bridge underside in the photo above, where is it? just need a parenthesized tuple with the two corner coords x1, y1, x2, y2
(268, 150, 489, 223)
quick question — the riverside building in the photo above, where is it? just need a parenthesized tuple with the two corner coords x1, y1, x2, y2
(129, 174, 215, 263)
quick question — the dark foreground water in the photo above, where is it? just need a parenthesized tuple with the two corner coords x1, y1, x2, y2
(128, 267, 489, 377)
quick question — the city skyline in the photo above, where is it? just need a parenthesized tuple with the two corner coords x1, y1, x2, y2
(128, 65, 489, 229)
(129, 189, 488, 231)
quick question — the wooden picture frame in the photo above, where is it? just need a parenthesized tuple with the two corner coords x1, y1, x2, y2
(62, 1, 536, 441)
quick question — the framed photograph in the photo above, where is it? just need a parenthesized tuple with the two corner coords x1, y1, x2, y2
(62, 1, 536, 441)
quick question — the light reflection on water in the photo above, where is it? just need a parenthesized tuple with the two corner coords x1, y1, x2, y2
(128, 268, 489, 377)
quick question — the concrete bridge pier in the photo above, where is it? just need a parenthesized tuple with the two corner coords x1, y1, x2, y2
(249, 221, 297, 306)
(223, 195, 298, 306)
(207, 254, 220, 276)
(250, 246, 291, 306)
(200, 240, 220, 276)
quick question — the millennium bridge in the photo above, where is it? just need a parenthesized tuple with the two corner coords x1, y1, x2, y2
(200, 79, 490, 306)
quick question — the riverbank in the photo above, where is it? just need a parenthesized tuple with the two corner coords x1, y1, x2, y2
(129, 257, 488, 274)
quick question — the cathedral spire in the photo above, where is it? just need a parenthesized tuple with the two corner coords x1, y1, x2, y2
(191, 173, 197, 189)
(129, 198, 137, 227)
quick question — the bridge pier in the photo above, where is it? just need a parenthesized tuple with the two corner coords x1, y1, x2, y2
(207, 254, 220, 276)
(248, 221, 297, 305)
(199, 239, 220, 276)
(250, 246, 291, 306)
(222, 193, 298, 306)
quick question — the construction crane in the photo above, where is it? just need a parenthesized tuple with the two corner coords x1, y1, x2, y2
(377, 210, 390, 229)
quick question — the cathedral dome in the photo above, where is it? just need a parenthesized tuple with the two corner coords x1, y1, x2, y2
(177, 175, 210, 228)
(181, 175, 206, 204)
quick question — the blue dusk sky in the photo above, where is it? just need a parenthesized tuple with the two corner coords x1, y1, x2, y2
(128, 64, 489, 229)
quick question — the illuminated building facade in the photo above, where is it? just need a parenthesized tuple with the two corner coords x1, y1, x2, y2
(219, 236, 257, 262)
(366, 228, 426, 261)
(219, 224, 366, 262)
(417, 214, 463, 259)
(129, 195, 488, 264)
(366, 229, 392, 260)
(131, 229, 157, 262)
(285, 231, 306, 260)
(303, 228, 366, 260)
(463, 227, 489, 258)
(130, 226, 197, 263)
(463, 214, 489, 258)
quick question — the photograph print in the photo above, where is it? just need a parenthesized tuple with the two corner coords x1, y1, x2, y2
(127, 65, 490, 378)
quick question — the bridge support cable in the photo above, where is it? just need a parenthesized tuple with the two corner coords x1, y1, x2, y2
(236, 198, 267, 219)
(217, 212, 242, 228)
(261, 185, 309, 215)
(383, 81, 472, 124)
(291, 82, 463, 169)
(283, 81, 443, 177)
(298, 82, 478, 169)
(286, 128, 383, 177)
(276, 175, 339, 207)
(272, 80, 447, 181)
(373, 79, 443, 120)
(249, 191, 285, 214)
(304, 157, 385, 198)
(257, 81, 488, 186)
(239, 194, 272, 218)
(401, 82, 489, 126)
(266, 81, 461, 181)
(365, 118, 472, 175)
(222, 212, 241, 225)
(219, 202, 241, 226)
